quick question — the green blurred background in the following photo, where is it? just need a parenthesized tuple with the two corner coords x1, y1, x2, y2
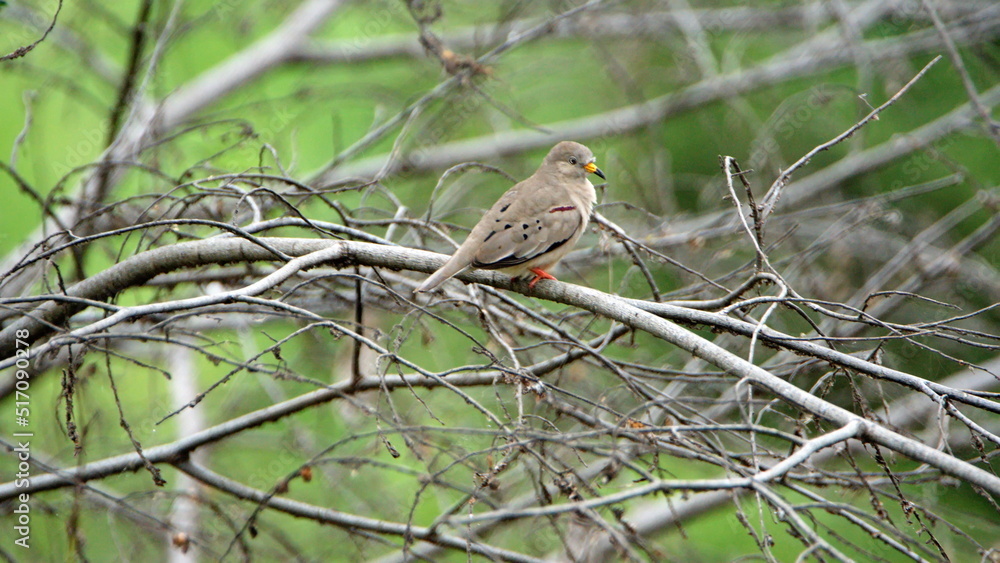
(1, 0, 998, 561)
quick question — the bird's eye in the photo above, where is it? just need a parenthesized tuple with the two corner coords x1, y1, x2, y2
(569, 156, 578, 165)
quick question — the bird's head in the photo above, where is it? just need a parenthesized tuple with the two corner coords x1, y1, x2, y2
(544, 141, 605, 181)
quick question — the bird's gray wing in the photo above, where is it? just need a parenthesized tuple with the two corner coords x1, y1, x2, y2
(471, 203, 583, 269)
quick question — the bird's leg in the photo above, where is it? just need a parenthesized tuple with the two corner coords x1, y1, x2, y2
(527, 268, 557, 289)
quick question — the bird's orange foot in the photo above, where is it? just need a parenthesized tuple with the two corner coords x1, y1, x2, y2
(527, 268, 557, 289)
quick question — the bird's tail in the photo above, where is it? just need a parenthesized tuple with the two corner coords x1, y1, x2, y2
(413, 259, 466, 293)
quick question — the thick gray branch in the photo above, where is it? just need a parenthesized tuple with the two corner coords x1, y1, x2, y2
(1, 237, 997, 498)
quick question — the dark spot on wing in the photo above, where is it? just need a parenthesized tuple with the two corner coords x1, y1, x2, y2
(484, 231, 495, 242)
(504, 224, 512, 229)
(522, 233, 528, 240)
(549, 205, 576, 213)
(522, 224, 529, 229)
(500, 203, 510, 213)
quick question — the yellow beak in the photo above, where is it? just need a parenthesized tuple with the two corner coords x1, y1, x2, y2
(584, 161, 606, 180)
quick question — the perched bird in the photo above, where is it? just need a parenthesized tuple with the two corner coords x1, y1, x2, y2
(414, 141, 604, 293)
